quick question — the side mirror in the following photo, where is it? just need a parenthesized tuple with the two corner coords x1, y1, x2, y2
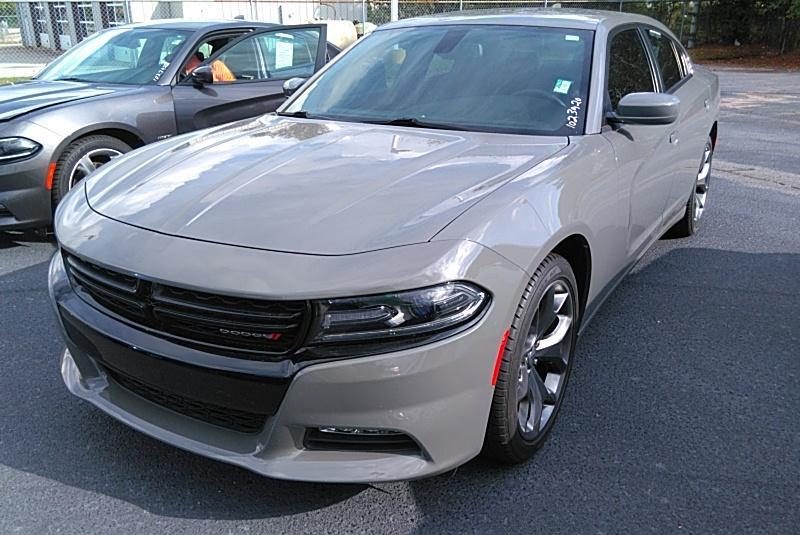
(283, 77, 307, 97)
(191, 65, 213, 87)
(608, 92, 680, 126)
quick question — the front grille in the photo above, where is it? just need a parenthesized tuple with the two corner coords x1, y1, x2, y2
(304, 429, 422, 454)
(107, 368, 267, 434)
(64, 253, 309, 359)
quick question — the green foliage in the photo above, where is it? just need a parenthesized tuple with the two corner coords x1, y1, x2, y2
(696, 0, 800, 51)
(0, 2, 20, 26)
(789, 0, 800, 19)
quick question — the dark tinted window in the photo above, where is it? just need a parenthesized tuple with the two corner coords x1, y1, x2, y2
(645, 28, 683, 90)
(286, 25, 594, 136)
(607, 29, 654, 110)
(210, 28, 322, 83)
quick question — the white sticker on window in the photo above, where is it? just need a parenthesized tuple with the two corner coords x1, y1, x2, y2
(275, 40, 294, 69)
(565, 35, 581, 42)
(553, 79, 572, 94)
(566, 97, 583, 129)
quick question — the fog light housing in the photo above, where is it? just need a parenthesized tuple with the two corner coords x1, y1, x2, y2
(318, 427, 403, 436)
(305, 427, 421, 454)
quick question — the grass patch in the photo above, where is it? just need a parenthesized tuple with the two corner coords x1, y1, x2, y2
(0, 76, 28, 85)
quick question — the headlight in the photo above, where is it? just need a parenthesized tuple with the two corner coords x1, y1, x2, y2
(0, 137, 41, 162)
(305, 282, 490, 357)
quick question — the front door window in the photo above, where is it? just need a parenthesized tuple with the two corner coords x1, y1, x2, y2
(607, 29, 655, 110)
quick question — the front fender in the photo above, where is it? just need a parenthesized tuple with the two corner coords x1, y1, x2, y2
(27, 87, 176, 159)
(433, 135, 625, 307)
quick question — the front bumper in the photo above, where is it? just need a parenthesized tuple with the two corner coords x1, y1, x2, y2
(49, 238, 527, 482)
(0, 121, 61, 230)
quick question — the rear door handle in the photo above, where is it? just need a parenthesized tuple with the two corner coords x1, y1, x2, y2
(670, 132, 680, 145)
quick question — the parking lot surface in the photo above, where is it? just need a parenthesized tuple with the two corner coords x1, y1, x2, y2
(1, 69, 798, 534)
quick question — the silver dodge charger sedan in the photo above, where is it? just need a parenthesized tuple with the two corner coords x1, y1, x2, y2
(49, 10, 719, 482)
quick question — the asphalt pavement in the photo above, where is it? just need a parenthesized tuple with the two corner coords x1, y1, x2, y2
(0, 69, 798, 534)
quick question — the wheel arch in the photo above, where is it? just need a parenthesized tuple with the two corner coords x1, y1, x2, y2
(52, 123, 146, 166)
(48, 124, 146, 211)
(550, 234, 591, 321)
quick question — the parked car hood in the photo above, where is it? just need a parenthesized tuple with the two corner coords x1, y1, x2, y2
(0, 80, 123, 121)
(85, 116, 567, 255)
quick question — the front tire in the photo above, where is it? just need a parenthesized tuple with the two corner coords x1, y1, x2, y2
(484, 253, 579, 464)
(51, 135, 131, 208)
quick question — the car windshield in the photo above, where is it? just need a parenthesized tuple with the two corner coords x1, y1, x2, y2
(36, 27, 191, 85)
(284, 25, 594, 135)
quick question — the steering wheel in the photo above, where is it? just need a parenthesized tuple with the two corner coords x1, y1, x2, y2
(516, 88, 568, 111)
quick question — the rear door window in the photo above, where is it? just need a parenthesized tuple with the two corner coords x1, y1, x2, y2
(204, 27, 323, 83)
(645, 28, 683, 90)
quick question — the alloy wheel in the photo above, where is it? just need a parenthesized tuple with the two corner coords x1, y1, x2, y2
(516, 279, 575, 440)
(694, 139, 713, 223)
(68, 148, 123, 189)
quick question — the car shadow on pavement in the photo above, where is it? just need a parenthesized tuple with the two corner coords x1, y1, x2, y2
(405, 247, 799, 534)
(0, 248, 797, 525)
(0, 230, 51, 250)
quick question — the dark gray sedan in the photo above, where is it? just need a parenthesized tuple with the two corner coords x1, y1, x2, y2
(0, 19, 335, 231)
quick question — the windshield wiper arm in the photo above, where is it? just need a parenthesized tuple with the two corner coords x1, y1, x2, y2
(276, 110, 312, 118)
(54, 77, 90, 83)
(365, 117, 469, 131)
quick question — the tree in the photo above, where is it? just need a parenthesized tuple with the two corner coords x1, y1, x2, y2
(697, 0, 800, 52)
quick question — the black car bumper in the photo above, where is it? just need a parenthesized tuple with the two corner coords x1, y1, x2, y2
(49, 252, 292, 436)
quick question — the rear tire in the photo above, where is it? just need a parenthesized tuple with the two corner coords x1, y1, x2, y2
(665, 136, 713, 238)
(483, 253, 579, 464)
(51, 135, 131, 208)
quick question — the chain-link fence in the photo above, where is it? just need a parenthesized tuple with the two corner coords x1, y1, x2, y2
(1, 0, 799, 80)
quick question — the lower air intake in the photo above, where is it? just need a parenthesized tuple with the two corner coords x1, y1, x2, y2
(108, 368, 268, 434)
(304, 427, 422, 454)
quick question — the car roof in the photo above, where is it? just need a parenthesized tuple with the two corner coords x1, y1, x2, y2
(380, 8, 670, 32)
(119, 19, 276, 32)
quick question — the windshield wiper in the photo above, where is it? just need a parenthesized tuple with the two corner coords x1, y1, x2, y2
(275, 112, 465, 131)
(364, 117, 469, 131)
(54, 77, 91, 83)
(276, 110, 312, 118)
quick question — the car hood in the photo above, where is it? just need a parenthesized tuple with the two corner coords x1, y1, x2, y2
(85, 116, 567, 255)
(0, 80, 121, 121)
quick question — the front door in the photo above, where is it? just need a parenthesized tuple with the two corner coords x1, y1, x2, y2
(601, 27, 678, 258)
(172, 25, 327, 133)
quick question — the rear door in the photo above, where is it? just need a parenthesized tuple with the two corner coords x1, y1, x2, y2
(642, 26, 711, 218)
(601, 26, 678, 258)
(172, 24, 327, 133)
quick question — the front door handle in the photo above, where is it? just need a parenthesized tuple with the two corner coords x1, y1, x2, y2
(669, 132, 680, 145)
